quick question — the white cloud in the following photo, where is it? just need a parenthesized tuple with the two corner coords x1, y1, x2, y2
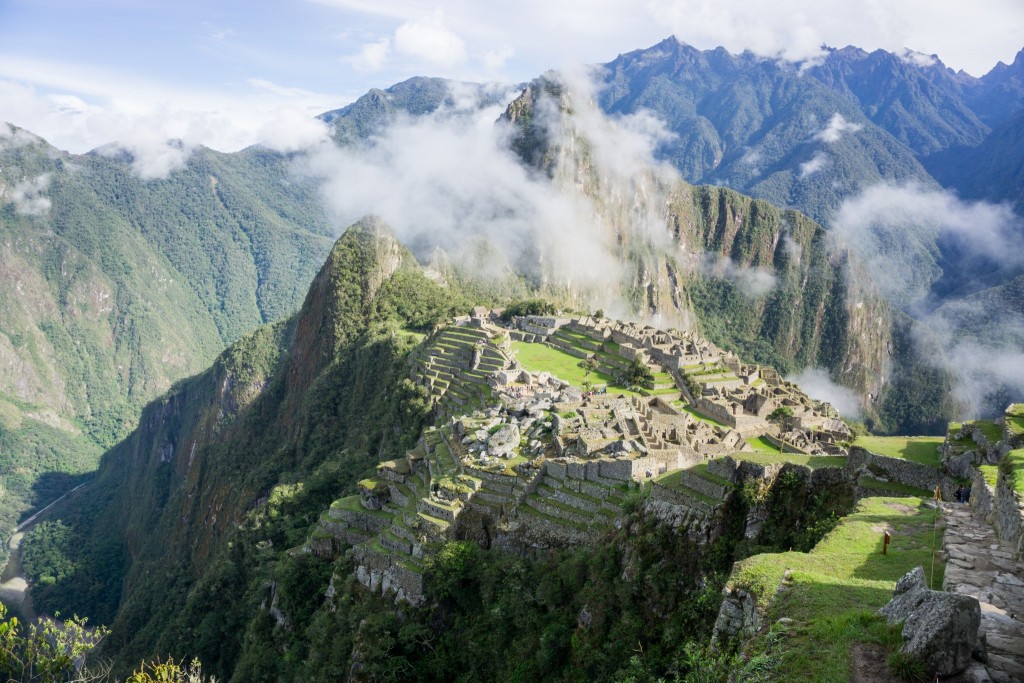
(899, 49, 939, 68)
(781, 233, 802, 264)
(699, 254, 778, 297)
(799, 151, 828, 178)
(0, 122, 40, 149)
(256, 108, 331, 153)
(815, 113, 862, 144)
(786, 367, 862, 417)
(8, 174, 52, 216)
(833, 182, 1024, 416)
(298, 75, 695, 317)
(351, 37, 392, 71)
(483, 46, 515, 71)
(834, 183, 1024, 290)
(393, 10, 467, 68)
(0, 63, 338, 179)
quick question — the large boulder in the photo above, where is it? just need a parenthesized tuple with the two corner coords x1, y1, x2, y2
(488, 423, 521, 457)
(880, 566, 981, 676)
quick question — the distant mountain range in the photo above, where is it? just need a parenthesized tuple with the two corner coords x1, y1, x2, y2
(598, 37, 1023, 219)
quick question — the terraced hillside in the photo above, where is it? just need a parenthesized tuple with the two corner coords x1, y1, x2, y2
(409, 325, 510, 420)
(309, 314, 873, 604)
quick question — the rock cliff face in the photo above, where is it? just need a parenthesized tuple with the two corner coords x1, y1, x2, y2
(502, 79, 893, 400)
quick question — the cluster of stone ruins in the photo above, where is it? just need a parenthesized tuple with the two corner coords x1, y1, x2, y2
(310, 311, 855, 603)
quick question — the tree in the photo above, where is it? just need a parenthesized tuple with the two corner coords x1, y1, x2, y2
(125, 658, 216, 683)
(766, 406, 794, 453)
(622, 358, 655, 390)
(577, 358, 599, 384)
(0, 602, 108, 683)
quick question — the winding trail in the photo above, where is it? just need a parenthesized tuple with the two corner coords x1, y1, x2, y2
(941, 502, 1024, 683)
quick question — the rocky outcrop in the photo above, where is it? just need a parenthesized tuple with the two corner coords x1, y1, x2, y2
(711, 586, 760, 643)
(880, 566, 981, 677)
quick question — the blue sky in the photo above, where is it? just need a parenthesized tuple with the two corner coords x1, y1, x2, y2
(1, 0, 1022, 155)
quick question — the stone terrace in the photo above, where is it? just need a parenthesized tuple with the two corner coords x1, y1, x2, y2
(410, 324, 511, 420)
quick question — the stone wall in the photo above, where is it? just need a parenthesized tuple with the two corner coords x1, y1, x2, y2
(352, 545, 425, 605)
(993, 475, 1023, 559)
(969, 469, 996, 521)
(846, 447, 942, 493)
(692, 398, 737, 428)
(711, 587, 761, 644)
(975, 468, 1024, 559)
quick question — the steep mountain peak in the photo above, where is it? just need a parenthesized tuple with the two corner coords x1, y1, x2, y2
(285, 216, 411, 392)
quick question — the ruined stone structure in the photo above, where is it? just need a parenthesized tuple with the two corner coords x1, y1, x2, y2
(308, 315, 852, 605)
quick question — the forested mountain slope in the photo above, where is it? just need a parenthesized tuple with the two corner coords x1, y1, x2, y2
(0, 127, 335, 550)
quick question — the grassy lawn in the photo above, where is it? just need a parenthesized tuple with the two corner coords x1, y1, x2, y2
(738, 497, 945, 682)
(728, 452, 848, 470)
(853, 436, 943, 468)
(511, 341, 642, 396)
(746, 436, 782, 453)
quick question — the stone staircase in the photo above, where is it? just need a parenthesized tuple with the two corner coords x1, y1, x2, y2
(941, 502, 1024, 683)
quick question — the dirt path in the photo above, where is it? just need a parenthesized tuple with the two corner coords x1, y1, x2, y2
(941, 502, 1024, 683)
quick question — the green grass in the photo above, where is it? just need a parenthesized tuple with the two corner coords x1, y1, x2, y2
(1007, 404, 1024, 435)
(737, 497, 945, 682)
(690, 462, 733, 488)
(1003, 449, 1024, 496)
(746, 436, 782, 453)
(679, 404, 729, 428)
(980, 465, 999, 489)
(856, 476, 932, 498)
(510, 341, 642, 395)
(969, 420, 1003, 443)
(727, 452, 848, 470)
(853, 436, 942, 468)
(653, 469, 721, 505)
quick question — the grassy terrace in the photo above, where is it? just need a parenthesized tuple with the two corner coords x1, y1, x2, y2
(1003, 449, 1024, 496)
(677, 402, 729, 428)
(727, 452, 848, 470)
(511, 341, 642, 396)
(969, 419, 1004, 443)
(331, 495, 395, 519)
(1007, 404, 1024, 435)
(980, 464, 999, 489)
(740, 497, 945, 682)
(746, 436, 781, 453)
(853, 436, 943, 468)
(654, 468, 722, 506)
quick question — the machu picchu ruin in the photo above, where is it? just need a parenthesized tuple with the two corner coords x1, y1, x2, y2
(308, 311, 880, 603)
